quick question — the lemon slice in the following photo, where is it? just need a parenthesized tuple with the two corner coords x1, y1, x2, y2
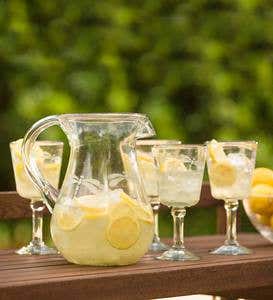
(44, 162, 60, 172)
(109, 198, 136, 220)
(120, 192, 153, 224)
(137, 152, 155, 179)
(107, 191, 141, 249)
(79, 205, 106, 220)
(76, 195, 107, 220)
(208, 139, 227, 162)
(55, 205, 83, 231)
(14, 162, 26, 181)
(160, 157, 186, 172)
(208, 140, 237, 187)
(210, 161, 237, 187)
(107, 216, 140, 250)
(120, 191, 138, 206)
(135, 205, 153, 224)
(12, 139, 23, 160)
(137, 151, 154, 164)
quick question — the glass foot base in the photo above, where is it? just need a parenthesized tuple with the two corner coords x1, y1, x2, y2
(149, 240, 169, 252)
(156, 247, 200, 261)
(15, 242, 58, 255)
(210, 244, 252, 255)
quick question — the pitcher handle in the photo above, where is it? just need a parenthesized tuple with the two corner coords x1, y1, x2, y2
(22, 115, 61, 212)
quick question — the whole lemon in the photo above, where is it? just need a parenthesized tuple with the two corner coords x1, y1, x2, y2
(249, 184, 273, 215)
(270, 215, 273, 230)
(252, 168, 273, 187)
(256, 214, 271, 226)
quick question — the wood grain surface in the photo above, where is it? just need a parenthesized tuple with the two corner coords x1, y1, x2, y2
(0, 191, 50, 219)
(0, 234, 272, 300)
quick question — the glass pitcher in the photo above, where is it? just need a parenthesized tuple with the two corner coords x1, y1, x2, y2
(22, 113, 155, 266)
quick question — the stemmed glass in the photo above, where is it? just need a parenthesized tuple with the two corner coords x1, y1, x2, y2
(153, 144, 206, 261)
(206, 140, 257, 255)
(136, 139, 181, 252)
(10, 139, 63, 255)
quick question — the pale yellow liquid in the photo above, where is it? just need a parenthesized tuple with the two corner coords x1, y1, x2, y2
(51, 191, 154, 266)
(10, 140, 61, 199)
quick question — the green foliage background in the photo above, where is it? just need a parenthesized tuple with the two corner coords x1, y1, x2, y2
(0, 0, 272, 248)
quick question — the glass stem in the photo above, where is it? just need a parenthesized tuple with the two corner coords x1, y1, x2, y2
(30, 199, 45, 248)
(151, 202, 160, 243)
(171, 207, 186, 250)
(224, 200, 239, 246)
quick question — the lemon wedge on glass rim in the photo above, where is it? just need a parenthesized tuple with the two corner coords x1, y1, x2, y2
(208, 139, 237, 187)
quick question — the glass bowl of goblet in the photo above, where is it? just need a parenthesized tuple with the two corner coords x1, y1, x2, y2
(10, 139, 63, 255)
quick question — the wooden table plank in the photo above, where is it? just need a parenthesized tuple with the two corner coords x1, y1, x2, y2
(0, 184, 221, 219)
(0, 234, 272, 300)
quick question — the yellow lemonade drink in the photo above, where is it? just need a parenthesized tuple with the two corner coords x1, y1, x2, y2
(207, 140, 254, 201)
(137, 151, 158, 197)
(10, 139, 62, 199)
(51, 189, 154, 266)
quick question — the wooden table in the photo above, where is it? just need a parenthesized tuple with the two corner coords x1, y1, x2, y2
(0, 234, 272, 300)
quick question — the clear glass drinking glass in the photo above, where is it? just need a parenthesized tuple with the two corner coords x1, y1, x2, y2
(206, 140, 257, 255)
(153, 144, 206, 261)
(10, 139, 63, 255)
(136, 139, 181, 252)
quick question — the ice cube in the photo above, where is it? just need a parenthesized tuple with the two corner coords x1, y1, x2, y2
(108, 188, 123, 204)
(76, 193, 109, 209)
(227, 153, 252, 171)
(179, 154, 192, 164)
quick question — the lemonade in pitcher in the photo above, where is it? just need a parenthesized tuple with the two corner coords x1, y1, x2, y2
(51, 189, 153, 265)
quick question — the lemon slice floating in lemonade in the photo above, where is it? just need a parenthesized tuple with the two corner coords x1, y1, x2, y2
(107, 193, 140, 250)
(137, 151, 155, 174)
(55, 205, 83, 231)
(106, 191, 153, 249)
(160, 157, 186, 173)
(14, 162, 26, 181)
(120, 192, 153, 224)
(208, 139, 237, 187)
(137, 152, 154, 164)
(107, 216, 140, 250)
